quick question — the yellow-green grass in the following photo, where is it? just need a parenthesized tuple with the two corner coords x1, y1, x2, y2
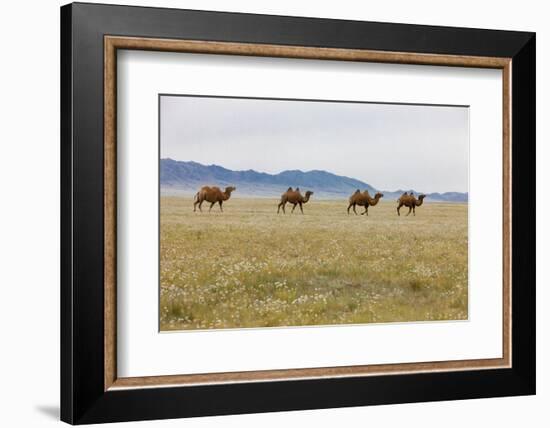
(160, 196, 468, 331)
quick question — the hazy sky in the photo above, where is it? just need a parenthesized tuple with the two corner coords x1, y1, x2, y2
(160, 95, 469, 193)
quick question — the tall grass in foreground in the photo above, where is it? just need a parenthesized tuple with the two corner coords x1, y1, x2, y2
(160, 197, 468, 331)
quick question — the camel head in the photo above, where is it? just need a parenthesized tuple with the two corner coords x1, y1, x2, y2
(225, 186, 236, 195)
(304, 190, 314, 201)
(374, 192, 384, 199)
(415, 194, 426, 206)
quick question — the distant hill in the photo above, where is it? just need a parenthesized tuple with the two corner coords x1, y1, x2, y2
(160, 159, 467, 202)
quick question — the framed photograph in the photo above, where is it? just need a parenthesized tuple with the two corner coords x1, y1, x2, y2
(61, 2, 535, 424)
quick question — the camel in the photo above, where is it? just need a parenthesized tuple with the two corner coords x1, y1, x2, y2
(347, 190, 384, 215)
(277, 188, 313, 214)
(193, 186, 236, 212)
(361, 191, 384, 216)
(397, 193, 426, 216)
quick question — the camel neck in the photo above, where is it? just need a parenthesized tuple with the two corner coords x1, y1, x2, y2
(369, 196, 380, 206)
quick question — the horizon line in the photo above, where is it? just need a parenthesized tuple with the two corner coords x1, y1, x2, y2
(161, 158, 468, 195)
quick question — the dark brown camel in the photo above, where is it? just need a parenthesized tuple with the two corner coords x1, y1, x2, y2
(193, 186, 236, 212)
(347, 190, 384, 215)
(277, 188, 313, 214)
(397, 193, 426, 216)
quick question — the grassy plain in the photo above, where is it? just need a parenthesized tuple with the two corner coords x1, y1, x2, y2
(160, 196, 468, 331)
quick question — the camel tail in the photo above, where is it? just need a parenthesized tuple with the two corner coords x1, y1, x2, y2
(194, 192, 199, 202)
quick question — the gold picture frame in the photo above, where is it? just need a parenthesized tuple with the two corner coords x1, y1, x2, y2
(103, 36, 512, 391)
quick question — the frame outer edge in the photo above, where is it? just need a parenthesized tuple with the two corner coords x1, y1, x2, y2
(73, 2, 534, 58)
(60, 3, 75, 424)
(510, 33, 536, 392)
(63, 3, 536, 423)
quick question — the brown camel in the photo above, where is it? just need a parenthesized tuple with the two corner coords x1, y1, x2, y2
(397, 193, 426, 216)
(193, 186, 236, 212)
(360, 191, 384, 216)
(277, 188, 313, 214)
(347, 190, 384, 215)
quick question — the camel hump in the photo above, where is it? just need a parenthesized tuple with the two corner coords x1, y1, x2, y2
(287, 187, 293, 192)
(354, 189, 360, 194)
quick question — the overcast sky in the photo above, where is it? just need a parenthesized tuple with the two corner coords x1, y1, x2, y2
(160, 95, 469, 193)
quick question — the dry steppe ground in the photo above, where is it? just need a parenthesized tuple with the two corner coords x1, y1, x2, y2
(160, 196, 468, 331)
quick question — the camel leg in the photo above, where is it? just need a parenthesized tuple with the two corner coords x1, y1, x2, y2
(198, 201, 203, 212)
(219, 201, 223, 212)
(347, 204, 352, 215)
(209, 202, 215, 212)
(412, 206, 415, 216)
(291, 203, 297, 213)
(406, 206, 412, 216)
(299, 202, 304, 214)
(353, 205, 358, 215)
(193, 194, 199, 212)
(363, 206, 369, 216)
(397, 203, 402, 216)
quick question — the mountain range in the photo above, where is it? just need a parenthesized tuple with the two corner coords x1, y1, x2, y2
(160, 159, 468, 202)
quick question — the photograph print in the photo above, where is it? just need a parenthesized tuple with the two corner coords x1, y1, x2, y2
(159, 94, 469, 331)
